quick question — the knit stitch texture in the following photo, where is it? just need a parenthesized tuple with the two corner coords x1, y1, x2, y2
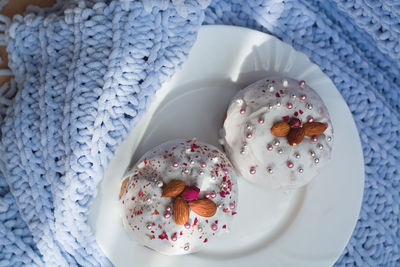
(0, 0, 399, 266)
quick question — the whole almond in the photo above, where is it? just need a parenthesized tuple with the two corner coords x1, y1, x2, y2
(287, 127, 305, 146)
(270, 121, 291, 137)
(303, 122, 328, 137)
(119, 177, 129, 199)
(161, 180, 185, 197)
(189, 199, 217, 217)
(173, 196, 190, 225)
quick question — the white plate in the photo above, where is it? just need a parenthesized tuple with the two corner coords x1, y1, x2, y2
(88, 25, 364, 267)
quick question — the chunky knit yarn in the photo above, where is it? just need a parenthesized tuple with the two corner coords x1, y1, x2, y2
(0, 0, 399, 266)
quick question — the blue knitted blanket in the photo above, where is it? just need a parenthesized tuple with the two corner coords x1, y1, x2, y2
(0, 0, 399, 266)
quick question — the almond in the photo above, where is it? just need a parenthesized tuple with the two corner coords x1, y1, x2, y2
(161, 180, 185, 197)
(287, 127, 305, 146)
(189, 199, 217, 218)
(119, 177, 129, 199)
(173, 196, 190, 225)
(270, 121, 290, 137)
(303, 122, 328, 137)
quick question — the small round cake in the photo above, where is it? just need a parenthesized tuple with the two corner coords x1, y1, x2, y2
(221, 77, 333, 189)
(119, 138, 238, 255)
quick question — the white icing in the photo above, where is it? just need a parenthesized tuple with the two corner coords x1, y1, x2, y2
(222, 77, 334, 189)
(120, 139, 239, 255)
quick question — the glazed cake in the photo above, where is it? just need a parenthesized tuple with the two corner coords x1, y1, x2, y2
(119, 138, 239, 255)
(221, 77, 333, 189)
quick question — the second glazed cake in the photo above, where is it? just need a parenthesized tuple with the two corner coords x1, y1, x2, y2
(221, 77, 334, 189)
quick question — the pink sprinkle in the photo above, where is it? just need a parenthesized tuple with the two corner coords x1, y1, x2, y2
(286, 103, 293, 109)
(299, 80, 306, 87)
(289, 118, 301, 128)
(307, 115, 314, 122)
(184, 223, 191, 229)
(166, 206, 171, 211)
(275, 92, 281, 98)
(246, 132, 253, 139)
(210, 191, 216, 198)
(163, 212, 171, 219)
(282, 115, 290, 121)
(172, 162, 179, 168)
(240, 108, 246, 114)
(287, 161, 294, 168)
(311, 136, 318, 142)
(267, 144, 273, 151)
(211, 224, 218, 231)
(250, 167, 256, 175)
(258, 117, 264, 124)
(300, 94, 307, 101)
(171, 232, 177, 241)
(223, 169, 229, 175)
(229, 202, 236, 210)
(200, 162, 207, 168)
(205, 193, 211, 199)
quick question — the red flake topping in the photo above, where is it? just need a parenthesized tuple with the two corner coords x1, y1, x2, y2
(146, 234, 155, 240)
(138, 190, 144, 198)
(131, 197, 135, 201)
(190, 143, 200, 152)
(222, 225, 227, 229)
(205, 220, 208, 223)
(299, 109, 304, 114)
(134, 207, 143, 216)
(215, 220, 218, 224)
(280, 89, 284, 94)
(228, 180, 233, 191)
(158, 224, 162, 229)
(220, 191, 226, 198)
(294, 112, 299, 117)
(144, 158, 147, 165)
(158, 231, 169, 240)
(275, 92, 280, 98)
(262, 89, 266, 93)
(151, 209, 159, 215)
(282, 115, 290, 121)
(180, 231, 183, 236)
(222, 208, 229, 213)
(232, 212, 237, 215)
(204, 238, 208, 243)
(193, 218, 198, 226)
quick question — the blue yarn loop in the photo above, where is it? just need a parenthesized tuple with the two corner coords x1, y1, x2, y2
(0, 0, 399, 266)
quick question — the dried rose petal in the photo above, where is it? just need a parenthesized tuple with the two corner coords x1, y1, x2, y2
(289, 118, 301, 128)
(182, 185, 200, 202)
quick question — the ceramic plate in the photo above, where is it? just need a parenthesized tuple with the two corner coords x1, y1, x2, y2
(88, 25, 364, 267)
